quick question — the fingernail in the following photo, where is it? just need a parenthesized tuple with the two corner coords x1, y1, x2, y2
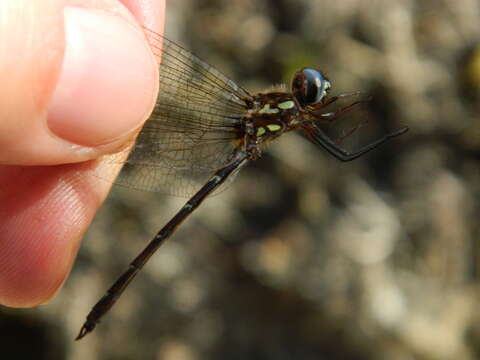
(48, 7, 157, 147)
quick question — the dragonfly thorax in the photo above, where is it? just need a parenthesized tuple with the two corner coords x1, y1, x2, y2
(248, 92, 302, 142)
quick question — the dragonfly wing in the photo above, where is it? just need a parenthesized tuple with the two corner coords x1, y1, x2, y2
(94, 28, 250, 196)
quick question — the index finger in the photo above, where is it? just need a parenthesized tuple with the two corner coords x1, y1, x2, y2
(0, 0, 165, 307)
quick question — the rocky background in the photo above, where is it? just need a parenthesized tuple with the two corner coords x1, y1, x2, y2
(2, 0, 480, 359)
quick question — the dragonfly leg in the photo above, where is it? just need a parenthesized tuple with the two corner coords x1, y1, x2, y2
(304, 123, 408, 162)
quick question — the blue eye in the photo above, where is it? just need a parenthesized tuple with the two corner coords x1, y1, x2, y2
(291, 68, 331, 106)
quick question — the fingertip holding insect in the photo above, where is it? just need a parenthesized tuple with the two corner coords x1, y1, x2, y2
(48, 6, 158, 148)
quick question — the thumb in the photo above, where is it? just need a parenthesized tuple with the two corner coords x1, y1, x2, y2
(0, 0, 158, 166)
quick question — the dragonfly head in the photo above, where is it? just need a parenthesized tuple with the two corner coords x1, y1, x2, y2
(291, 68, 331, 108)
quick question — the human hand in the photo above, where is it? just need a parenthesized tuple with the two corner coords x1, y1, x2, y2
(0, 0, 164, 307)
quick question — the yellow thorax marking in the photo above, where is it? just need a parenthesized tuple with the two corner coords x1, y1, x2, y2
(266, 124, 282, 132)
(278, 100, 295, 110)
(258, 103, 279, 114)
(256, 127, 266, 137)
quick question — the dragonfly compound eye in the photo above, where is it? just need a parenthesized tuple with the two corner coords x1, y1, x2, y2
(291, 68, 331, 107)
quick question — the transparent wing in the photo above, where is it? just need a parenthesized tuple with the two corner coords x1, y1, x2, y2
(98, 28, 251, 196)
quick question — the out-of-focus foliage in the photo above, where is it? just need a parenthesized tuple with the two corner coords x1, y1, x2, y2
(2, 0, 479, 359)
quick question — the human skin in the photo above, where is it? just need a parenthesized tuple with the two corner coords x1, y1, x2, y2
(0, 0, 165, 307)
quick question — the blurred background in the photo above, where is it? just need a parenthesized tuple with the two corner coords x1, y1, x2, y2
(2, 0, 480, 359)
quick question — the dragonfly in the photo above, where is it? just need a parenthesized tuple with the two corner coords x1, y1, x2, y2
(76, 27, 408, 340)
